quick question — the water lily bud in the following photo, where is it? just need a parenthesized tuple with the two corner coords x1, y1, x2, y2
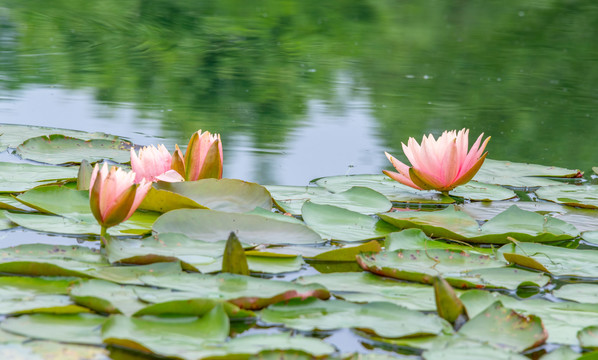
(183, 130, 223, 181)
(89, 163, 151, 229)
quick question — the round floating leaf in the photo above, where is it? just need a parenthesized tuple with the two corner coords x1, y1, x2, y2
(473, 159, 582, 188)
(0, 276, 88, 315)
(16, 185, 91, 216)
(136, 272, 329, 310)
(0, 313, 106, 345)
(311, 240, 382, 261)
(554, 284, 598, 304)
(380, 205, 579, 244)
(190, 333, 335, 359)
(422, 342, 529, 360)
(301, 201, 398, 242)
(16, 135, 131, 165)
(460, 290, 598, 345)
(536, 184, 598, 209)
(153, 209, 323, 245)
(385, 229, 492, 254)
(583, 231, 598, 245)
(0, 162, 78, 193)
(260, 298, 449, 338)
(266, 185, 391, 215)
(0, 341, 111, 360)
(156, 178, 272, 213)
(102, 306, 229, 358)
(313, 174, 454, 204)
(578, 326, 598, 349)
(541, 347, 580, 360)
(448, 181, 516, 201)
(70, 280, 147, 316)
(459, 301, 547, 352)
(296, 272, 436, 311)
(139, 186, 207, 213)
(498, 242, 598, 278)
(0, 195, 33, 211)
(357, 249, 548, 289)
(4, 210, 158, 236)
(0, 211, 15, 231)
(0, 124, 119, 151)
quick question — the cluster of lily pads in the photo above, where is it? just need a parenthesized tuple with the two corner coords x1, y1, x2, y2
(2, 124, 598, 359)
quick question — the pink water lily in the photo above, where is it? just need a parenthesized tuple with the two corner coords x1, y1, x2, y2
(384, 129, 490, 192)
(174, 130, 223, 181)
(130, 144, 176, 183)
(89, 163, 151, 234)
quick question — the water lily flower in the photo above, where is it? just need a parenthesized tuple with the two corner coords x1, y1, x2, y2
(384, 129, 490, 192)
(130, 144, 175, 183)
(174, 130, 223, 181)
(89, 163, 151, 242)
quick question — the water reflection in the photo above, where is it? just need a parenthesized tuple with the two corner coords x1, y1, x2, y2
(1, 0, 597, 184)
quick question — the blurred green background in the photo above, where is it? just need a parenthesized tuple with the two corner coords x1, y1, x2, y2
(1, 0, 597, 184)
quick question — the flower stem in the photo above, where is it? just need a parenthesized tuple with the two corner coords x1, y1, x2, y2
(100, 226, 108, 247)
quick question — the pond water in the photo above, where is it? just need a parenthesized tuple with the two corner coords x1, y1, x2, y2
(1, 1, 598, 359)
(1, 1, 597, 185)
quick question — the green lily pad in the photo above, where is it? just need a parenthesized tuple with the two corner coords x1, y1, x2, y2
(0, 124, 119, 151)
(260, 298, 449, 338)
(0, 313, 106, 345)
(541, 347, 580, 360)
(69, 279, 147, 316)
(139, 186, 207, 213)
(357, 249, 549, 289)
(473, 159, 582, 188)
(156, 178, 272, 213)
(153, 209, 323, 245)
(462, 201, 598, 233)
(191, 333, 335, 359)
(448, 181, 517, 201)
(313, 174, 454, 204)
(136, 272, 329, 310)
(16, 185, 93, 216)
(295, 272, 436, 311)
(582, 231, 598, 245)
(0, 276, 89, 315)
(379, 205, 579, 244)
(385, 229, 493, 254)
(0, 211, 15, 231)
(0, 162, 78, 193)
(578, 326, 598, 349)
(4, 210, 158, 236)
(301, 201, 398, 242)
(536, 184, 598, 209)
(458, 301, 547, 352)
(102, 306, 229, 358)
(0, 341, 111, 360)
(266, 185, 391, 215)
(311, 240, 382, 261)
(554, 284, 598, 304)
(498, 242, 598, 278)
(422, 342, 530, 360)
(0, 195, 33, 211)
(16, 135, 132, 165)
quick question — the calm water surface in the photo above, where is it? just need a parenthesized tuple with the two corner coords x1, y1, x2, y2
(1, 1, 597, 185)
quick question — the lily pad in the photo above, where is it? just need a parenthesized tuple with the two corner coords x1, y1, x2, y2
(313, 174, 454, 204)
(498, 242, 598, 278)
(554, 284, 598, 304)
(473, 159, 582, 188)
(156, 178, 272, 213)
(578, 326, 598, 349)
(260, 298, 449, 338)
(448, 181, 517, 201)
(295, 272, 436, 311)
(536, 184, 598, 209)
(385, 229, 493, 254)
(582, 231, 598, 245)
(460, 290, 598, 345)
(0, 341, 111, 360)
(16, 135, 132, 165)
(0, 313, 106, 345)
(0, 124, 119, 151)
(422, 342, 529, 360)
(357, 249, 549, 289)
(301, 201, 398, 242)
(458, 301, 547, 352)
(139, 186, 207, 213)
(0, 162, 78, 193)
(379, 205, 579, 244)
(136, 272, 329, 310)
(153, 209, 323, 245)
(266, 185, 391, 215)
(102, 306, 229, 358)
(0, 276, 89, 315)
